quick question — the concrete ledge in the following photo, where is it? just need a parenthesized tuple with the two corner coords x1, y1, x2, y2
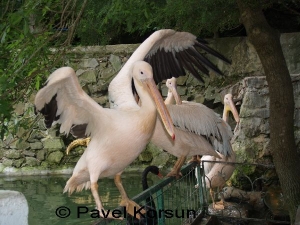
(0, 190, 28, 225)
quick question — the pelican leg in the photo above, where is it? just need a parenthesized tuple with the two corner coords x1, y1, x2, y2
(210, 187, 225, 210)
(114, 172, 146, 220)
(187, 155, 202, 164)
(167, 156, 186, 178)
(90, 182, 122, 219)
(209, 188, 216, 208)
(66, 137, 91, 155)
(90, 178, 122, 220)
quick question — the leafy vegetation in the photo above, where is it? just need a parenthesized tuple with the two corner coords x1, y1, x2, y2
(74, 0, 300, 44)
(0, 0, 88, 137)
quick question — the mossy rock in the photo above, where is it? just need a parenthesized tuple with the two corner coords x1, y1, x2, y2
(151, 152, 170, 168)
(138, 149, 153, 162)
(13, 158, 25, 168)
(229, 164, 257, 189)
(0, 163, 5, 172)
(146, 143, 163, 157)
(2, 158, 14, 167)
(25, 157, 40, 167)
(15, 140, 30, 150)
(4, 149, 22, 159)
(36, 149, 46, 161)
(47, 151, 64, 164)
(42, 138, 65, 149)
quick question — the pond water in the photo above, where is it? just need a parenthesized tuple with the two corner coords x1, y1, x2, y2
(0, 171, 162, 225)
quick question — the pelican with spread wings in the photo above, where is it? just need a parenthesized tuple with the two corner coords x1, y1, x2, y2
(37, 29, 230, 219)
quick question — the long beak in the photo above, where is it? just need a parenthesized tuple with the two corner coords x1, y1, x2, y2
(146, 79, 175, 140)
(223, 98, 240, 124)
(169, 85, 182, 105)
(228, 99, 240, 123)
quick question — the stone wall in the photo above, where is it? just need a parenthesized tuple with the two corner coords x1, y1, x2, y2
(0, 32, 300, 175)
(228, 75, 300, 163)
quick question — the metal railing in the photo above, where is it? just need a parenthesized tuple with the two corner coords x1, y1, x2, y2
(93, 162, 204, 225)
(93, 160, 291, 225)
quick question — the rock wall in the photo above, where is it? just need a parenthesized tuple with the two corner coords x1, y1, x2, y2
(0, 32, 300, 175)
(228, 75, 300, 163)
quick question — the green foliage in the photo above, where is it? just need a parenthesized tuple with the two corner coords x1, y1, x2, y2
(76, 0, 162, 45)
(160, 0, 240, 35)
(0, 0, 87, 138)
(74, 0, 300, 45)
(75, 0, 241, 45)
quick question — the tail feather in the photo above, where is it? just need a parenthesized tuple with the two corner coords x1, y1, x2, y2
(63, 174, 91, 195)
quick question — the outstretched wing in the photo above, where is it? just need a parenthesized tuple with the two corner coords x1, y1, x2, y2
(144, 30, 230, 83)
(34, 67, 105, 138)
(167, 102, 233, 156)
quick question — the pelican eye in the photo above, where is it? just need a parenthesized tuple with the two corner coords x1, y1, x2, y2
(140, 71, 144, 74)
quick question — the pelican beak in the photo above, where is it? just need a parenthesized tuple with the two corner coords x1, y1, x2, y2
(224, 97, 240, 124)
(145, 78, 175, 140)
(169, 84, 182, 105)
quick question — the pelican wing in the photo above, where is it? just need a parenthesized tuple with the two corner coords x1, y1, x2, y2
(109, 29, 230, 110)
(35, 67, 105, 138)
(144, 30, 230, 83)
(166, 102, 233, 156)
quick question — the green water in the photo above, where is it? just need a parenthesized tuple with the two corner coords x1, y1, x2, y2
(0, 171, 161, 225)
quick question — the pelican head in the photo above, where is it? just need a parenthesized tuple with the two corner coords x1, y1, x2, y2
(132, 61, 175, 140)
(165, 77, 182, 105)
(223, 94, 240, 124)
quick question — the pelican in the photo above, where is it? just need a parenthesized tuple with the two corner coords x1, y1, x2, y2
(34, 63, 175, 219)
(163, 77, 240, 209)
(199, 125, 238, 209)
(198, 94, 239, 210)
(45, 29, 230, 218)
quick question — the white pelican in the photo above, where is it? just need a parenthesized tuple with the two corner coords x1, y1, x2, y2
(163, 78, 240, 209)
(42, 29, 231, 219)
(34, 62, 175, 219)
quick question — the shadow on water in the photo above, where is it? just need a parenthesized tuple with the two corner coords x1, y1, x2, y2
(0, 171, 161, 225)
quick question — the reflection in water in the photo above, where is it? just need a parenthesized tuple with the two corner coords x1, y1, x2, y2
(0, 171, 160, 225)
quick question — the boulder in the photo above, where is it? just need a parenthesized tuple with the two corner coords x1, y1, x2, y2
(47, 151, 64, 164)
(29, 141, 43, 150)
(42, 138, 65, 149)
(109, 54, 122, 72)
(25, 157, 40, 167)
(36, 149, 46, 161)
(0, 190, 29, 225)
(4, 149, 22, 159)
(78, 70, 97, 84)
(80, 58, 99, 68)
(13, 158, 25, 168)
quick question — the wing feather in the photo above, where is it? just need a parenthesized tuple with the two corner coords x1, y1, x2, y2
(35, 67, 105, 138)
(144, 30, 230, 83)
(167, 102, 233, 156)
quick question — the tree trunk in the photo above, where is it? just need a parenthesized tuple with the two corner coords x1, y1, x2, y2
(237, 1, 300, 223)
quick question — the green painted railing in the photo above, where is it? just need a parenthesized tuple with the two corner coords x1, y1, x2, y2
(93, 159, 291, 225)
(93, 162, 206, 225)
